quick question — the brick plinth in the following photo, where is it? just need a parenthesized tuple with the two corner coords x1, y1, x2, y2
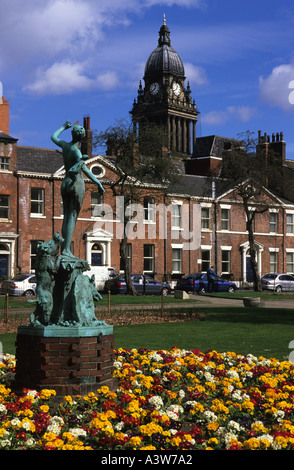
(14, 332, 118, 396)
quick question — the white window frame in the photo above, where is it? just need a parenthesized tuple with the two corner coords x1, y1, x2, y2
(201, 204, 211, 230)
(30, 188, 45, 218)
(286, 211, 294, 235)
(220, 205, 231, 231)
(172, 244, 183, 273)
(171, 201, 182, 229)
(269, 248, 279, 273)
(286, 249, 294, 274)
(143, 244, 155, 273)
(91, 192, 104, 218)
(144, 197, 155, 223)
(0, 194, 10, 220)
(269, 210, 278, 233)
(221, 246, 232, 274)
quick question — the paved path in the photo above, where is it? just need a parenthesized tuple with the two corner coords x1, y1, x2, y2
(99, 293, 294, 312)
(188, 294, 294, 310)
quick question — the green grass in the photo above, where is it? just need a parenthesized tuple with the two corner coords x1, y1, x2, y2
(114, 307, 294, 361)
(0, 293, 196, 310)
(201, 291, 294, 301)
(1, 306, 294, 361)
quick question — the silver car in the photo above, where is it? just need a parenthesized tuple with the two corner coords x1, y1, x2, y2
(261, 273, 294, 292)
(0, 274, 37, 296)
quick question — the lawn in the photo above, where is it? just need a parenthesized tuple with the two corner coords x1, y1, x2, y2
(1, 306, 294, 361)
(114, 307, 294, 361)
(0, 293, 195, 311)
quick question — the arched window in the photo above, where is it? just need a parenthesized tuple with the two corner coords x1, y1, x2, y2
(91, 243, 103, 266)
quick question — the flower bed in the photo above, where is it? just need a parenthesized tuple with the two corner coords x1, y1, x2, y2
(1, 347, 294, 450)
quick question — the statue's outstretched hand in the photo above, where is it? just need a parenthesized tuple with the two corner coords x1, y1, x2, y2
(64, 121, 72, 129)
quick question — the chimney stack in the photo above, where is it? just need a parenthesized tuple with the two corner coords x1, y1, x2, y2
(81, 115, 92, 159)
(0, 82, 10, 135)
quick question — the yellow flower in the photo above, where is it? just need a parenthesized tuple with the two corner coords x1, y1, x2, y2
(43, 432, 59, 442)
(21, 417, 35, 432)
(39, 405, 50, 413)
(242, 399, 254, 413)
(205, 382, 216, 391)
(208, 437, 219, 446)
(105, 410, 116, 420)
(171, 436, 182, 447)
(139, 423, 163, 437)
(210, 399, 229, 414)
(104, 425, 114, 437)
(274, 435, 289, 448)
(127, 400, 140, 414)
(114, 432, 126, 442)
(206, 421, 219, 432)
(0, 428, 7, 437)
(17, 409, 34, 418)
(251, 422, 268, 434)
(39, 389, 56, 400)
(62, 432, 76, 443)
(243, 438, 261, 450)
(128, 436, 142, 448)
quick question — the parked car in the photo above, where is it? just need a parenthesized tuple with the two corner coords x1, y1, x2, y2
(261, 273, 294, 292)
(176, 273, 237, 293)
(0, 274, 37, 296)
(105, 274, 171, 295)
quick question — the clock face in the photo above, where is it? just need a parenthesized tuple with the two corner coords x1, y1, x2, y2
(173, 82, 181, 96)
(150, 82, 159, 95)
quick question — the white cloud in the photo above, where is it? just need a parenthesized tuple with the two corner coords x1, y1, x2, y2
(145, 0, 204, 6)
(259, 64, 294, 111)
(0, 0, 206, 96)
(184, 63, 208, 86)
(96, 71, 120, 91)
(202, 106, 257, 126)
(24, 61, 120, 95)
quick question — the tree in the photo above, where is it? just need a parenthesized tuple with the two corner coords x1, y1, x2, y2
(220, 130, 281, 291)
(93, 118, 180, 295)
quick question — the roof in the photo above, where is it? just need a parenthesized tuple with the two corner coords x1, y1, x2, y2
(0, 131, 18, 143)
(170, 174, 224, 198)
(193, 135, 242, 159)
(144, 45, 185, 78)
(17, 146, 63, 173)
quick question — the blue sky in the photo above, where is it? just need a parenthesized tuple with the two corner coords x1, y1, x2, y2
(2, 0, 294, 158)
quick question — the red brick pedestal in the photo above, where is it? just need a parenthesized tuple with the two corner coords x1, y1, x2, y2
(14, 324, 118, 396)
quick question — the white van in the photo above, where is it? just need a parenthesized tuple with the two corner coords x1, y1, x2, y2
(88, 267, 118, 292)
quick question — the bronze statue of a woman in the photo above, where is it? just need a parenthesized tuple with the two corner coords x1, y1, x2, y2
(51, 121, 104, 258)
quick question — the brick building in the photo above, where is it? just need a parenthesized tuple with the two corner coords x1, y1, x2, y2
(1, 20, 294, 289)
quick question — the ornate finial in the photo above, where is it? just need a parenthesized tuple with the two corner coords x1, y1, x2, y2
(158, 15, 171, 46)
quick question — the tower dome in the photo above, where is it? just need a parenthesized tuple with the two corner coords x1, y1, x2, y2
(144, 17, 185, 79)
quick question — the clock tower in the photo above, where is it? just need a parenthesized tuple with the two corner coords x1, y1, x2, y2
(131, 17, 199, 157)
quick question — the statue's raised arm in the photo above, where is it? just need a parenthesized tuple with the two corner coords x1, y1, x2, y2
(51, 121, 72, 149)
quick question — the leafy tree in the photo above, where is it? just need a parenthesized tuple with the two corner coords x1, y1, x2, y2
(93, 118, 180, 295)
(220, 130, 282, 291)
